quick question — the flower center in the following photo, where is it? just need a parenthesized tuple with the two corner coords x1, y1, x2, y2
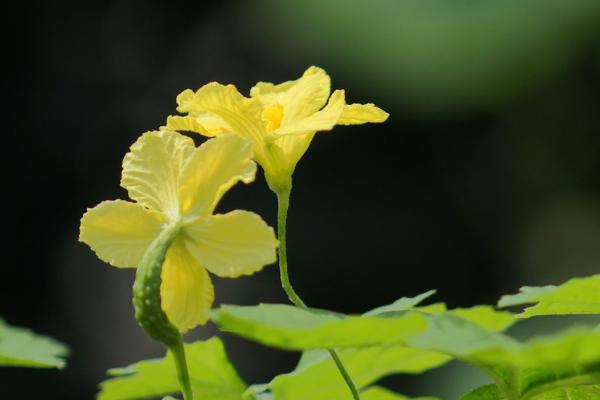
(261, 103, 284, 132)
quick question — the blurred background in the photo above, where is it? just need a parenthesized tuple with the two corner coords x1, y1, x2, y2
(3, 0, 600, 398)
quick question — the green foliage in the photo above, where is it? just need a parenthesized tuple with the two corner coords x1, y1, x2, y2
(0, 318, 68, 369)
(212, 293, 515, 352)
(98, 338, 246, 400)
(227, 296, 513, 400)
(461, 384, 505, 400)
(409, 315, 600, 399)
(212, 304, 428, 350)
(360, 386, 438, 400)
(498, 274, 600, 317)
(245, 347, 447, 400)
(363, 290, 437, 316)
(461, 384, 600, 400)
(212, 293, 600, 400)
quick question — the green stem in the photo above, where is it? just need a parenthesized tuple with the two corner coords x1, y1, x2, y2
(275, 185, 360, 400)
(132, 220, 194, 400)
(170, 339, 194, 400)
(276, 186, 306, 308)
(328, 349, 361, 400)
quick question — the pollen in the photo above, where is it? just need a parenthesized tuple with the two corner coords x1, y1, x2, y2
(261, 103, 284, 132)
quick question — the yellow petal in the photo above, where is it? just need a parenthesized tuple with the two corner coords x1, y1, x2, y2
(271, 133, 316, 176)
(275, 89, 346, 136)
(79, 200, 164, 268)
(250, 80, 296, 105)
(337, 103, 389, 125)
(278, 66, 331, 122)
(184, 210, 278, 278)
(179, 134, 256, 218)
(160, 238, 214, 332)
(163, 114, 230, 137)
(175, 83, 266, 145)
(121, 131, 195, 218)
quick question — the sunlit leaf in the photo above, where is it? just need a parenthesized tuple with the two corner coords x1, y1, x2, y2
(409, 313, 600, 399)
(0, 318, 68, 369)
(212, 304, 428, 350)
(361, 386, 438, 400)
(530, 386, 600, 399)
(460, 384, 504, 400)
(364, 290, 436, 316)
(249, 347, 448, 400)
(231, 301, 513, 400)
(98, 338, 245, 400)
(450, 306, 515, 332)
(498, 274, 600, 317)
(461, 384, 600, 400)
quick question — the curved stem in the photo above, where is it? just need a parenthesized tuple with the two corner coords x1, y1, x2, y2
(276, 186, 306, 308)
(275, 186, 360, 400)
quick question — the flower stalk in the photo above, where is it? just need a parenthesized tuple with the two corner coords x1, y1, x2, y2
(274, 184, 361, 400)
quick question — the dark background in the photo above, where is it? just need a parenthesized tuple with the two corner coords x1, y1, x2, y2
(2, 1, 600, 398)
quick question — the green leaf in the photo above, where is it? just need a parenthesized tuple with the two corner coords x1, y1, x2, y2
(498, 274, 600, 317)
(364, 290, 437, 316)
(408, 313, 600, 399)
(0, 318, 68, 369)
(450, 306, 515, 332)
(361, 386, 438, 400)
(460, 384, 504, 400)
(257, 347, 448, 400)
(212, 304, 428, 350)
(237, 305, 513, 400)
(531, 386, 600, 399)
(98, 337, 246, 400)
(408, 313, 519, 357)
(461, 384, 600, 400)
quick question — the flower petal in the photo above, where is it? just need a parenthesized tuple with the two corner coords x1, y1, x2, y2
(163, 114, 230, 137)
(278, 66, 331, 122)
(275, 89, 346, 136)
(271, 133, 316, 175)
(337, 103, 389, 125)
(121, 131, 195, 217)
(178, 134, 257, 218)
(79, 200, 164, 268)
(249, 80, 296, 105)
(175, 83, 266, 145)
(184, 210, 278, 278)
(160, 238, 214, 332)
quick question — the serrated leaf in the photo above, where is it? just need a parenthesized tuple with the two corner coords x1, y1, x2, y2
(98, 337, 245, 400)
(265, 347, 448, 400)
(0, 318, 68, 369)
(245, 346, 445, 400)
(364, 290, 437, 316)
(450, 306, 515, 332)
(408, 313, 519, 357)
(498, 275, 600, 317)
(212, 304, 428, 350)
(409, 313, 600, 399)
(235, 305, 513, 400)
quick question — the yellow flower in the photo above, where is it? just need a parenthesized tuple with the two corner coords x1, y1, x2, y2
(79, 131, 278, 332)
(164, 66, 389, 191)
